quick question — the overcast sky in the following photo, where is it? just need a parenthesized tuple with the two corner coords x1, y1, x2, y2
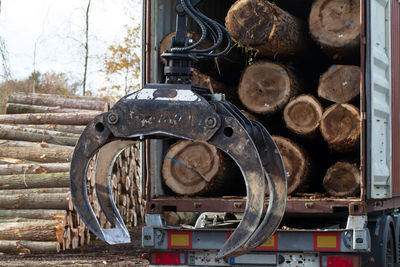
(0, 0, 141, 96)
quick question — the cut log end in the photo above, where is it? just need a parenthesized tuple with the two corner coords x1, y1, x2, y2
(162, 140, 225, 195)
(226, 0, 307, 57)
(284, 95, 323, 137)
(323, 161, 360, 197)
(238, 62, 296, 115)
(320, 104, 360, 152)
(272, 136, 310, 195)
(318, 65, 361, 103)
(309, 0, 360, 59)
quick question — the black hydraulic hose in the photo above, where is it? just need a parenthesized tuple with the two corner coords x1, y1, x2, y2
(171, 0, 207, 52)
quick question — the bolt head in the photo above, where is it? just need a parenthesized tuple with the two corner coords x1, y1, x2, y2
(206, 117, 217, 128)
(108, 113, 119, 125)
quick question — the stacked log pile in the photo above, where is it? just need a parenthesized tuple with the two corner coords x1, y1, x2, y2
(0, 93, 142, 254)
(160, 0, 361, 198)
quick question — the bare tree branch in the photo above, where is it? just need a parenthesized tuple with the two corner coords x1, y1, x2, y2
(82, 0, 91, 96)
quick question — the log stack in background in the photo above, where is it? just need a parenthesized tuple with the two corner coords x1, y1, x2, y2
(159, 0, 361, 198)
(0, 93, 142, 254)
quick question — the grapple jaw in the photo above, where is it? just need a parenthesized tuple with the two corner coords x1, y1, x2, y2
(70, 85, 287, 258)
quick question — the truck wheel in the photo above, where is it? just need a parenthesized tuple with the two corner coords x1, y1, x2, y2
(386, 228, 395, 267)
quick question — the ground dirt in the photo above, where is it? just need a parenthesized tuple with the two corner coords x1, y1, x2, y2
(0, 227, 149, 267)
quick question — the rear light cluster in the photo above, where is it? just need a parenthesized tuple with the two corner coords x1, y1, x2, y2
(150, 252, 187, 265)
(321, 255, 361, 267)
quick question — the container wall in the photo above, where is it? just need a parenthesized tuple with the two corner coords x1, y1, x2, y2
(391, 0, 400, 196)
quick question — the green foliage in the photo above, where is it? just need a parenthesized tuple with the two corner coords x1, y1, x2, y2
(100, 26, 141, 99)
(236, 41, 257, 66)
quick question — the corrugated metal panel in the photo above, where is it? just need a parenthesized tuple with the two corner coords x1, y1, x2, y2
(366, 0, 392, 199)
(391, 0, 400, 196)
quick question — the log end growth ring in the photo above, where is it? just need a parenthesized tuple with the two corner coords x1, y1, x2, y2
(162, 140, 222, 195)
(320, 104, 360, 152)
(272, 136, 309, 195)
(238, 62, 291, 115)
(323, 161, 360, 197)
(284, 95, 323, 136)
(225, 0, 274, 46)
(309, 0, 360, 48)
(318, 65, 361, 103)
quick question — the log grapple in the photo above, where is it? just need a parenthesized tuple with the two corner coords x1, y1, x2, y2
(70, 0, 287, 259)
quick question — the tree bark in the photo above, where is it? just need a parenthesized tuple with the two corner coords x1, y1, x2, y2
(9, 124, 85, 135)
(0, 240, 60, 254)
(0, 163, 70, 175)
(320, 104, 360, 152)
(283, 94, 323, 138)
(0, 192, 73, 210)
(323, 161, 360, 197)
(0, 209, 67, 221)
(192, 69, 239, 106)
(8, 92, 109, 111)
(6, 103, 91, 114)
(318, 65, 361, 103)
(0, 112, 100, 125)
(226, 0, 308, 58)
(309, 0, 360, 61)
(238, 61, 300, 115)
(272, 136, 311, 195)
(0, 188, 70, 195)
(162, 140, 238, 196)
(0, 125, 78, 146)
(0, 172, 69, 190)
(0, 219, 64, 242)
(0, 140, 69, 149)
(0, 146, 73, 163)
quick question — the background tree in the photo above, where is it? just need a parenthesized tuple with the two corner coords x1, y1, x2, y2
(99, 26, 140, 99)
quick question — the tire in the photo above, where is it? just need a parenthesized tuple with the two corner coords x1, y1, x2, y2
(385, 228, 395, 267)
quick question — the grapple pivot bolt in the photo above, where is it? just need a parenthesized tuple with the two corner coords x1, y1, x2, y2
(206, 117, 217, 129)
(108, 113, 119, 125)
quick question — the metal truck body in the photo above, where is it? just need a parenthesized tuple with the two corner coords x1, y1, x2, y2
(139, 0, 400, 266)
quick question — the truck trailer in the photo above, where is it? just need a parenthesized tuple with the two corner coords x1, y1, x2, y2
(70, 0, 400, 266)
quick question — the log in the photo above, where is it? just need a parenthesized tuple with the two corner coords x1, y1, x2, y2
(192, 69, 239, 105)
(0, 240, 60, 254)
(0, 219, 64, 242)
(0, 140, 68, 149)
(0, 172, 69, 190)
(7, 124, 85, 135)
(320, 104, 360, 152)
(0, 209, 67, 221)
(238, 61, 300, 115)
(323, 161, 360, 197)
(0, 163, 70, 175)
(0, 124, 80, 138)
(162, 140, 237, 196)
(8, 93, 109, 111)
(225, 0, 308, 58)
(0, 192, 73, 210)
(0, 188, 70, 195)
(0, 146, 73, 163)
(309, 0, 360, 60)
(283, 94, 323, 138)
(6, 103, 90, 114)
(272, 136, 311, 195)
(0, 112, 100, 125)
(318, 65, 361, 103)
(0, 125, 78, 146)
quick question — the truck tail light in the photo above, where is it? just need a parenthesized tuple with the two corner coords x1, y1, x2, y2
(150, 252, 187, 265)
(321, 254, 361, 267)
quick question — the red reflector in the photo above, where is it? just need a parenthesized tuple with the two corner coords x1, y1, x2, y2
(150, 252, 187, 265)
(321, 255, 361, 267)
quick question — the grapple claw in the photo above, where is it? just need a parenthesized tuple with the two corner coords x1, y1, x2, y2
(94, 140, 137, 242)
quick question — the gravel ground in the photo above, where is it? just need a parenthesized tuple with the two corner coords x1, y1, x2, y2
(0, 228, 149, 267)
